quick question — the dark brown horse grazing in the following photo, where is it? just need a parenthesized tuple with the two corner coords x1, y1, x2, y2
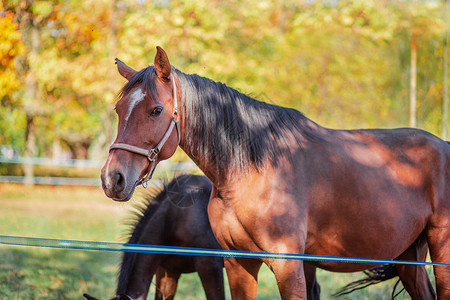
(101, 47, 449, 299)
(86, 175, 225, 300)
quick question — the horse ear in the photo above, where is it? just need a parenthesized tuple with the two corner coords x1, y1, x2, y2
(115, 58, 136, 80)
(154, 46, 171, 80)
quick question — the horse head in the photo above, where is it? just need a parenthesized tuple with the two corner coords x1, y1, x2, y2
(101, 47, 180, 201)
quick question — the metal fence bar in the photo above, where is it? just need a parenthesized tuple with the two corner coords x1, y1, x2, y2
(0, 235, 449, 267)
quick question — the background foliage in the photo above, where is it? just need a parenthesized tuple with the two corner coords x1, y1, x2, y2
(0, 0, 448, 161)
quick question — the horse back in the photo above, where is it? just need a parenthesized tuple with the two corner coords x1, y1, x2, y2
(303, 127, 449, 205)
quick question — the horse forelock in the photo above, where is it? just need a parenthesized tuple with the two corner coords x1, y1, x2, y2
(115, 66, 160, 106)
(175, 69, 323, 174)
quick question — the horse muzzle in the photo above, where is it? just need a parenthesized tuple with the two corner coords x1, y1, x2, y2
(100, 152, 142, 202)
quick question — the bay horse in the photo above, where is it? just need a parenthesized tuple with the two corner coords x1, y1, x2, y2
(101, 46, 449, 299)
(85, 174, 225, 300)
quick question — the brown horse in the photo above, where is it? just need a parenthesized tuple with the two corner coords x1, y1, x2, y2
(85, 174, 224, 300)
(101, 47, 449, 299)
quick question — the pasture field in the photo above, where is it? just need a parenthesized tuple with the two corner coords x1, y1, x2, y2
(0, 183, 430, 299)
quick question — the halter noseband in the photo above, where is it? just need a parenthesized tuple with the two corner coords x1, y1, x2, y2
(109, 72, 181, 188)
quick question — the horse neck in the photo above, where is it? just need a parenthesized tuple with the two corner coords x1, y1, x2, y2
(178, 142, 225, 184)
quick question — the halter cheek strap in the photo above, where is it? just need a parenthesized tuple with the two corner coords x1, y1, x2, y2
(109, 72, 181, 188)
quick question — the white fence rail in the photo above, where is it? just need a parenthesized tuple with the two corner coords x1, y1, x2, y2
(0, 156, 197, 187)
(0, 176, 101, 186)
(0, 156, 103, 168)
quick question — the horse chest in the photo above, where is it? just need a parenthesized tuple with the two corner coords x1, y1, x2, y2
(208, 194, 257, 251)
(208, 180, 306, 253)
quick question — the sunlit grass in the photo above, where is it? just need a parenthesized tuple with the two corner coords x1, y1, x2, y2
(0, 183, 433, 299)
(0, 183, 130, 299)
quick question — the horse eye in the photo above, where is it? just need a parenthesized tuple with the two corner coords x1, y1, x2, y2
(150, 106, 163, 117)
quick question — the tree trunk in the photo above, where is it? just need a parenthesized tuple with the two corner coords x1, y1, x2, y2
(22, 24, 40, 185)
(442, 0, 448, 140)
(409, 32, 417, 128)
(23, 114, 36, 185)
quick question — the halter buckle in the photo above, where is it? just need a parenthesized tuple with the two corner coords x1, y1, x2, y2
(147, 148, 159, 162)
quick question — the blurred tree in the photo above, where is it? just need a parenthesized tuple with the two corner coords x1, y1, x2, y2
(0, 8, 25, 152)
(33, 0, 117, 158)
(0, 10, 24, 104)
(443, 0, 448, 139)
(392, 0, 447, 134)
(2, 0, 62, 183)
(3, 0, 119, 159)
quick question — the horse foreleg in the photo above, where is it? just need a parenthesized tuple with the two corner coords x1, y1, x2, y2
(304, 263, 320, 300)
(224, 257, 262, 300)
(268, 259, 307, 299)
(154, 267, 180, 300)
(427, 216, 450, 299)
(395, 234, 436, 299)
(194, 256, 225, 300)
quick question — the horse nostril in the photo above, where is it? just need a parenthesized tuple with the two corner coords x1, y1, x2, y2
(113, 171, 126, 193)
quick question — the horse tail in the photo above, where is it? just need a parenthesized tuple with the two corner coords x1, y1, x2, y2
(333, 264, 399, 297)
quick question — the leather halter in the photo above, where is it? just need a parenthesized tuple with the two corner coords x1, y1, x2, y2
(109, 72, 181, 188)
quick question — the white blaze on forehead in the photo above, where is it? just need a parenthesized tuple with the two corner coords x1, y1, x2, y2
(121, 88, 146, 132)
(125, 88, 146, 122)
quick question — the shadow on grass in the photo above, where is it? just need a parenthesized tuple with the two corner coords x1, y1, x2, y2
(0, 247, 120, 299)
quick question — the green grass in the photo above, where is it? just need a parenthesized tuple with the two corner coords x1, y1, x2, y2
(0, 183, 433, 299)
(0, 184, 127, 299)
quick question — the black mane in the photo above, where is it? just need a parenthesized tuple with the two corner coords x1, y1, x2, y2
(125, 187, 166, 245)
(176, 69, 322, 175)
